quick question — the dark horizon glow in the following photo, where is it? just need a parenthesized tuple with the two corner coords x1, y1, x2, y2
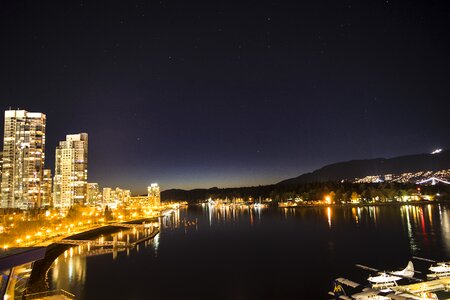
(1, 1, 449, 193)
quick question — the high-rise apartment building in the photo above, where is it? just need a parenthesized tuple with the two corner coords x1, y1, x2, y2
(1, 110, 46, 209)
(0, 153, 3, 203)
(123, 189, 131, 205)
(87, 182, 101, 206)
(53, 133, 88, 209)
(102, 187, 111, 207)
(148, 183, 160, 207)
(41, 169, 52, 207)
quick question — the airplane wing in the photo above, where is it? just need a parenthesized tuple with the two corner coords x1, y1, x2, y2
(336, 277, 361, 288)
(412, 256, 436, 263)
(355, 264, 379, 272)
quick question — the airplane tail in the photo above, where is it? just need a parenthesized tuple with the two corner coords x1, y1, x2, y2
(401, 261, 414, 277)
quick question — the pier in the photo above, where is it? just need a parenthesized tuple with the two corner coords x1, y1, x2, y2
(394, 277, 450, 295)
(55, 239, 130, 248)
(132, 228, 160, 246)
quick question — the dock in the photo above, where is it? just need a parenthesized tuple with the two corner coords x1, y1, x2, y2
(132, 228, 160, 246)
(393, 277, 450, 294)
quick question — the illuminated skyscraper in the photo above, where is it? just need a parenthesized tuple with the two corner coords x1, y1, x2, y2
(0, 153, 3, 204)
(41, 169, 52, 207)
(1, 110, 46, 209)
(53, 133, 88, 209)
(102, 187, 111, 208)
(148, 183, 160, 207)
(87, 182, 101, 206)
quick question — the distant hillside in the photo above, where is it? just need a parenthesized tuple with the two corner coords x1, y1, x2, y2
(161, 149, 450, 202)
(277, 149, 450, 185)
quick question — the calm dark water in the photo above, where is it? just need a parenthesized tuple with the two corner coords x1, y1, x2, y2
(47, 204, 450, 299)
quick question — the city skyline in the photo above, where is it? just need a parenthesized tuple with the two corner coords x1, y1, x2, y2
(1, 2, 450, 299)
(2, 107, 447, 196)
(0, 1, 449, 192)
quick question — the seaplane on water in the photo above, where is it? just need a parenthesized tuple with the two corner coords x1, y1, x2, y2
(413, 256, 450, 279)
(358, 261, 417, 290)
(329, 261, 425, 300)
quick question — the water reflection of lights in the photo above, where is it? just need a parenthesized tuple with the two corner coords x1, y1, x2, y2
(401, 205, 419, 253)
(419, 207, 427, 238)
(47, 225, 163, 295)
(327, 207, 332, 228)
(368, 206, 377, 224)
(357, 207, 361, 222)
(428, 204, 433, 227)
(352, 207, 359, 224)
(68, 257, 73, 279)
(208, 204, 213, 226)
(440, 206, 450, 254)
(153, 233, 160, 257)
(51, 247, 87, 292)
(203, 203, 267, 226)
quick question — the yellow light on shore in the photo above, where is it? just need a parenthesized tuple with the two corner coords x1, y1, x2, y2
(325, 195, 331, 204)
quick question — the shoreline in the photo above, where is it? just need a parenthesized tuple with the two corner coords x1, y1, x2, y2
(64, 216, 159, 241)
(276, 199, 450, 208)
(26, 216, 160, 294)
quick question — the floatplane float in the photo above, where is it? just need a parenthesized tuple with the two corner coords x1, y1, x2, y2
(413, 256, 450, 279)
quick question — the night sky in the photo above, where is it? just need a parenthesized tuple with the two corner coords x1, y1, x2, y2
(1, 1, 449, 193)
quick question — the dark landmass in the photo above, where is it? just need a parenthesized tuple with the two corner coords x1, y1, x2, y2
(278, 149, 450, 185)
(162, 150, 450, 202)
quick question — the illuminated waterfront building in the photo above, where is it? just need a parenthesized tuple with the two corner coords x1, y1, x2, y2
(112, 187, 122, 203)
(101, 187, 131, 209)
(102, 187, 111, 207)
(113, 187, 131, 204)
(148, 183, 160, 207)
(123, 189, 131, 204)
(41, 169, 52, 207)
(1, 110, 46, 209)
(87, 183, 101, 206)
(53, 133, 88, 209)
(0, 153, 2, 202)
